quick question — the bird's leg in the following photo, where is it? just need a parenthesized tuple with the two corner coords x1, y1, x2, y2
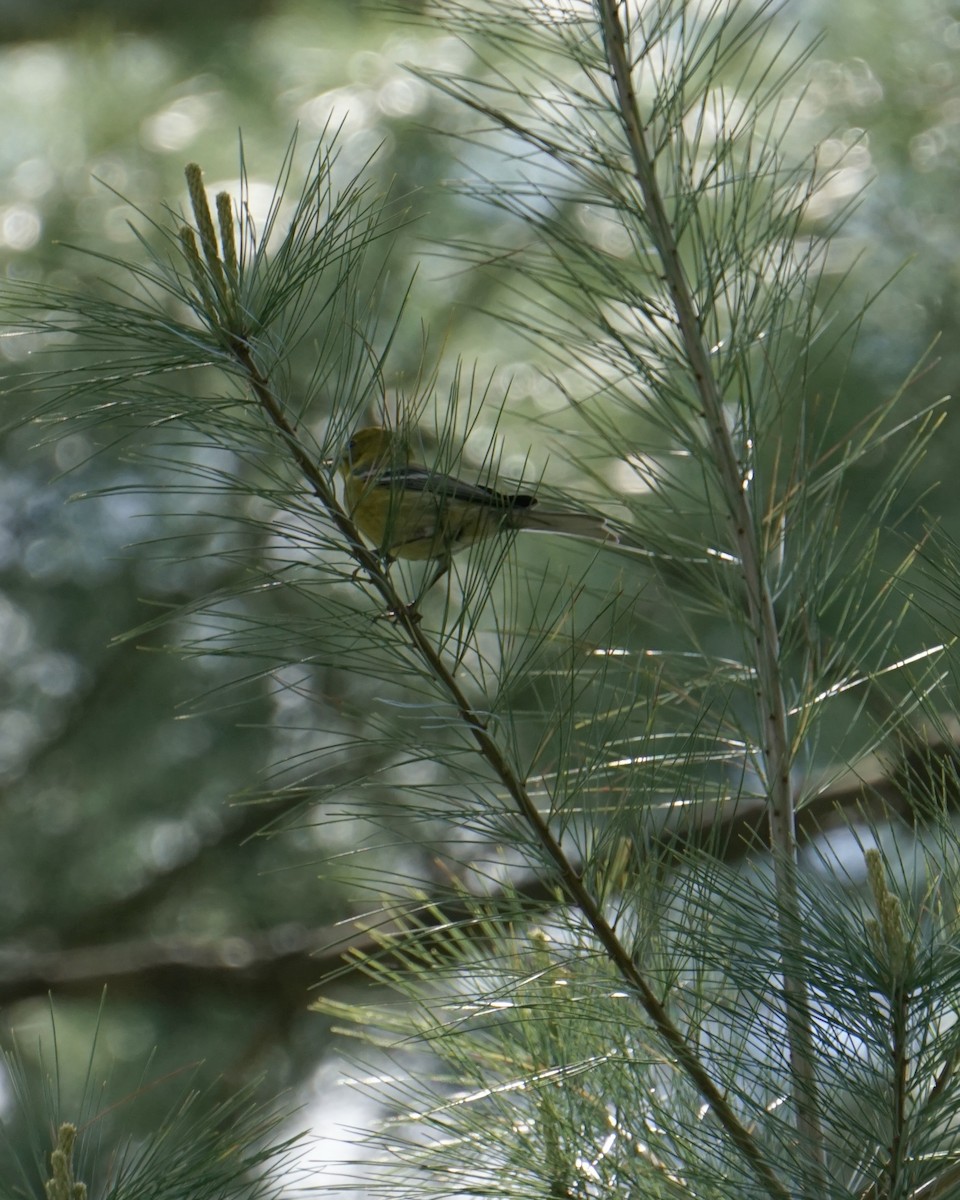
(367, 550, 451, 623)
(349, 549, 394, 584)
(346, 550, 420, 622)
(423, 555, 452, 595)
(377, 550, 431, 624)
(377, 556, 452, 625)
(379, 556, 450, 625)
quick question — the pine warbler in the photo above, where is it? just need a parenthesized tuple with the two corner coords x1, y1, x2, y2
(337, 426, 617, 589)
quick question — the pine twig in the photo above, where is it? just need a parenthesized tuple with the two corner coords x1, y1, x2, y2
(596, 0, 826, 1173)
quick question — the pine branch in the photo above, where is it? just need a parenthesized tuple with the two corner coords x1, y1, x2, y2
(241, 329, 798, 1200)
(596, 0, 825, 1170)
(171, 169, 795, 1200)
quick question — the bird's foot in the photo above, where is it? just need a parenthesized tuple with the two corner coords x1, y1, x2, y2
(376, 602, 422, 625)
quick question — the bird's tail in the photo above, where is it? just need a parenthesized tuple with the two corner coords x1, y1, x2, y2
(515, 505, 620, 543)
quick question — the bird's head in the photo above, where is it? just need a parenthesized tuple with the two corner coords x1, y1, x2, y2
(338, 426, 400, 476)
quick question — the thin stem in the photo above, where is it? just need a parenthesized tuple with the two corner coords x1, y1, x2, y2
(865, 849, 914, 1199)
(596, 0, 826, 1171)
(887, 976, 910, 1196)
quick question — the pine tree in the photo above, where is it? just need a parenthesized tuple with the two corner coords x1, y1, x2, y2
(4, 2, 960, 1198)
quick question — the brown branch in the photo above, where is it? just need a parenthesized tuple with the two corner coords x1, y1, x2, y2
(6, 725, 958, 1008)
(0, 877, 566, 1005)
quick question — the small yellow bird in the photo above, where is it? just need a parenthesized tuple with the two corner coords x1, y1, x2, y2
(338, 426, 617, 590)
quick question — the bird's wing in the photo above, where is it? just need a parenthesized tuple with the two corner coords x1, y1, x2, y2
(365, 466, 536, 511)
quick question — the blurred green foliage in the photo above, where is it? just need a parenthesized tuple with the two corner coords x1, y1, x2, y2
(0, 0, 958, 1177)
